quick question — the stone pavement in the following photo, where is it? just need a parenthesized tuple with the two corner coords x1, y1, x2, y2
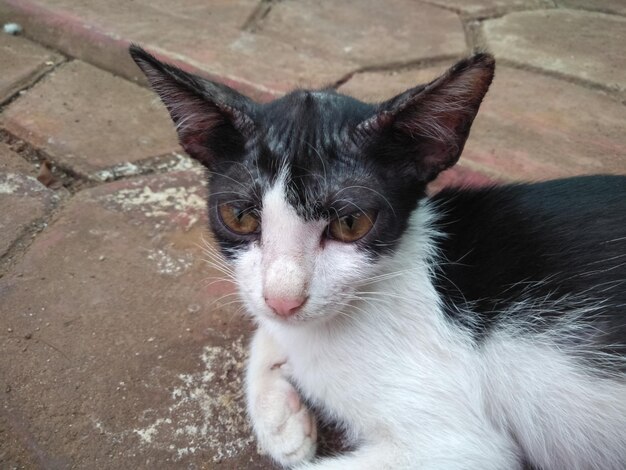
(0, 1, 624, 468)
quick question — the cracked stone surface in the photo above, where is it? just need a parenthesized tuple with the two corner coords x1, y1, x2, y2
(0, 143, 58, 259)
(0, 33, 62, 105)
(0, 170, 271, 468)
(0, 60, 181, 180)
(483, 9, 626, 94)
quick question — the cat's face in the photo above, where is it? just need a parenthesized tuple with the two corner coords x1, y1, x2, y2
(130, 46, 494, 324)
(205, 91, 424, 323)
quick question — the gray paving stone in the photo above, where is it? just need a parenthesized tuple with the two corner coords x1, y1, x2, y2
(0, 33, 63, 105)
(1, 60, 181, 180)
(483, 9, 626, 94)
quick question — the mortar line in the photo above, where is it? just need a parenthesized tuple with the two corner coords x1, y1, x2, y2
(329, 54, 464, 90)
(0, 55, 68, 113)
(416, 0, 558, 21)
(241, 0, 278, 32)
(0, 190, 68, 278)
(496, 58, 626, 101)
(0, 129, 93, 193)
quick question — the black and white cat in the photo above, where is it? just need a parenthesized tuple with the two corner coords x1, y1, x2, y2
(130, 46, 626, 470)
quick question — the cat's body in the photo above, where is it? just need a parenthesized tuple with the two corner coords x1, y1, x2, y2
(130, 47, 626, 469)
(248, 177, 626, 470)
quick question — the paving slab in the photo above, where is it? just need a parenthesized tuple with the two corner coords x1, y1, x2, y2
(556, 0, 626, 15)
(340, 65, 626, 181)
(0, 33, 63, 105)
(483, 9, 626, 94)
(0, 142, 58, 260)
(132, 0, 260, 28)
(0, 169, 277, 468)
(0, 0, 357, 97)
(0, 60, 181, 181)
(258, 0, 467, 68)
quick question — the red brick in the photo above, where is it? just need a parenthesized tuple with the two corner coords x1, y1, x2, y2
(0, 33, 62, 105)
(1, 61, 180, 180)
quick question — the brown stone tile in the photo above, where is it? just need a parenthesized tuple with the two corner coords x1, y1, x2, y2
(340, 65, 626, 181)
(0, 169, 274, 468)
(339, 64, 452, 101)
(1, 60, 180, 180)
(0, 0, 355, 97)
(259, 0, 467, 67)
(466, 67, 626, 180)
(483, 9, 626, 94)
(0, 33, 63, 105)
(133, 0, 260, 28)
(556, 0, 626, 15)
(0, 143, 58, 259)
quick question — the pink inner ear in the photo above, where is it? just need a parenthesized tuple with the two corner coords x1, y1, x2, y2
(398, 65, 494, 145)
(153, 83, 226, 165)
(388, 57, 494, 181)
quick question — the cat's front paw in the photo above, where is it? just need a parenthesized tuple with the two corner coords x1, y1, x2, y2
(250, 375, 317, 467)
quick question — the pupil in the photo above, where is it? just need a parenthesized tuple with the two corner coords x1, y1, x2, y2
(344, 215, 355, 230)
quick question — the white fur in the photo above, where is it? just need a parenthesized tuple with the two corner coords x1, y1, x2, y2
(234, 181, 626, 469)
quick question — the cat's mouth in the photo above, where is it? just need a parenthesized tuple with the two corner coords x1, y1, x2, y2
(259, 303, 342, 326)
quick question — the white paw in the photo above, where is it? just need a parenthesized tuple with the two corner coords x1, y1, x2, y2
(251, 375, 317, 467)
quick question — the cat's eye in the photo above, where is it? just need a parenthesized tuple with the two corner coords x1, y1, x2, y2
(327, 211, 377, 243)
(218, 203, 260, 235)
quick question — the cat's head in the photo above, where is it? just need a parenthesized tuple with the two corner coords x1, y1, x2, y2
(130, 46, 494, 325)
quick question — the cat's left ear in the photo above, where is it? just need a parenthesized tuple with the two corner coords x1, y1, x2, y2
(356, 53, 495, 183)
(129, 45, 256, 168)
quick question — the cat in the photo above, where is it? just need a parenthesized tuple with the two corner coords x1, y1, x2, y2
(129, 45, 626, 470)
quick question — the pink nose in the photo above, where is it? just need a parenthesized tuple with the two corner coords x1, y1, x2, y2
(265, 296, 306, 317)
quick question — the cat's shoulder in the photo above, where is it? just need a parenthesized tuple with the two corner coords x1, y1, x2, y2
(431, 174, 626, 217)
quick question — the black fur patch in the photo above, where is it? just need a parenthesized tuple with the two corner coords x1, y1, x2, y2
(205, 88, 426, 258)
(432, 175, 626, 369)
(129, 46, 494, 259)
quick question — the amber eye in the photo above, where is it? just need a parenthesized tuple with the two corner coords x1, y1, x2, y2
(218, 204, 260, 235)
(327, 211, 376, 243)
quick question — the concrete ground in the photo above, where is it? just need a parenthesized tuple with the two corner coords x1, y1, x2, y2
(0, 0, 624, 468)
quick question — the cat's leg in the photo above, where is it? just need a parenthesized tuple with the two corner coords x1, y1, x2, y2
(246, 326, 317, 467)
(294, 426, 519, 470)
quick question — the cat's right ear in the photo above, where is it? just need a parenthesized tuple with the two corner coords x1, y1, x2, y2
(129, 45, 256, 168)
